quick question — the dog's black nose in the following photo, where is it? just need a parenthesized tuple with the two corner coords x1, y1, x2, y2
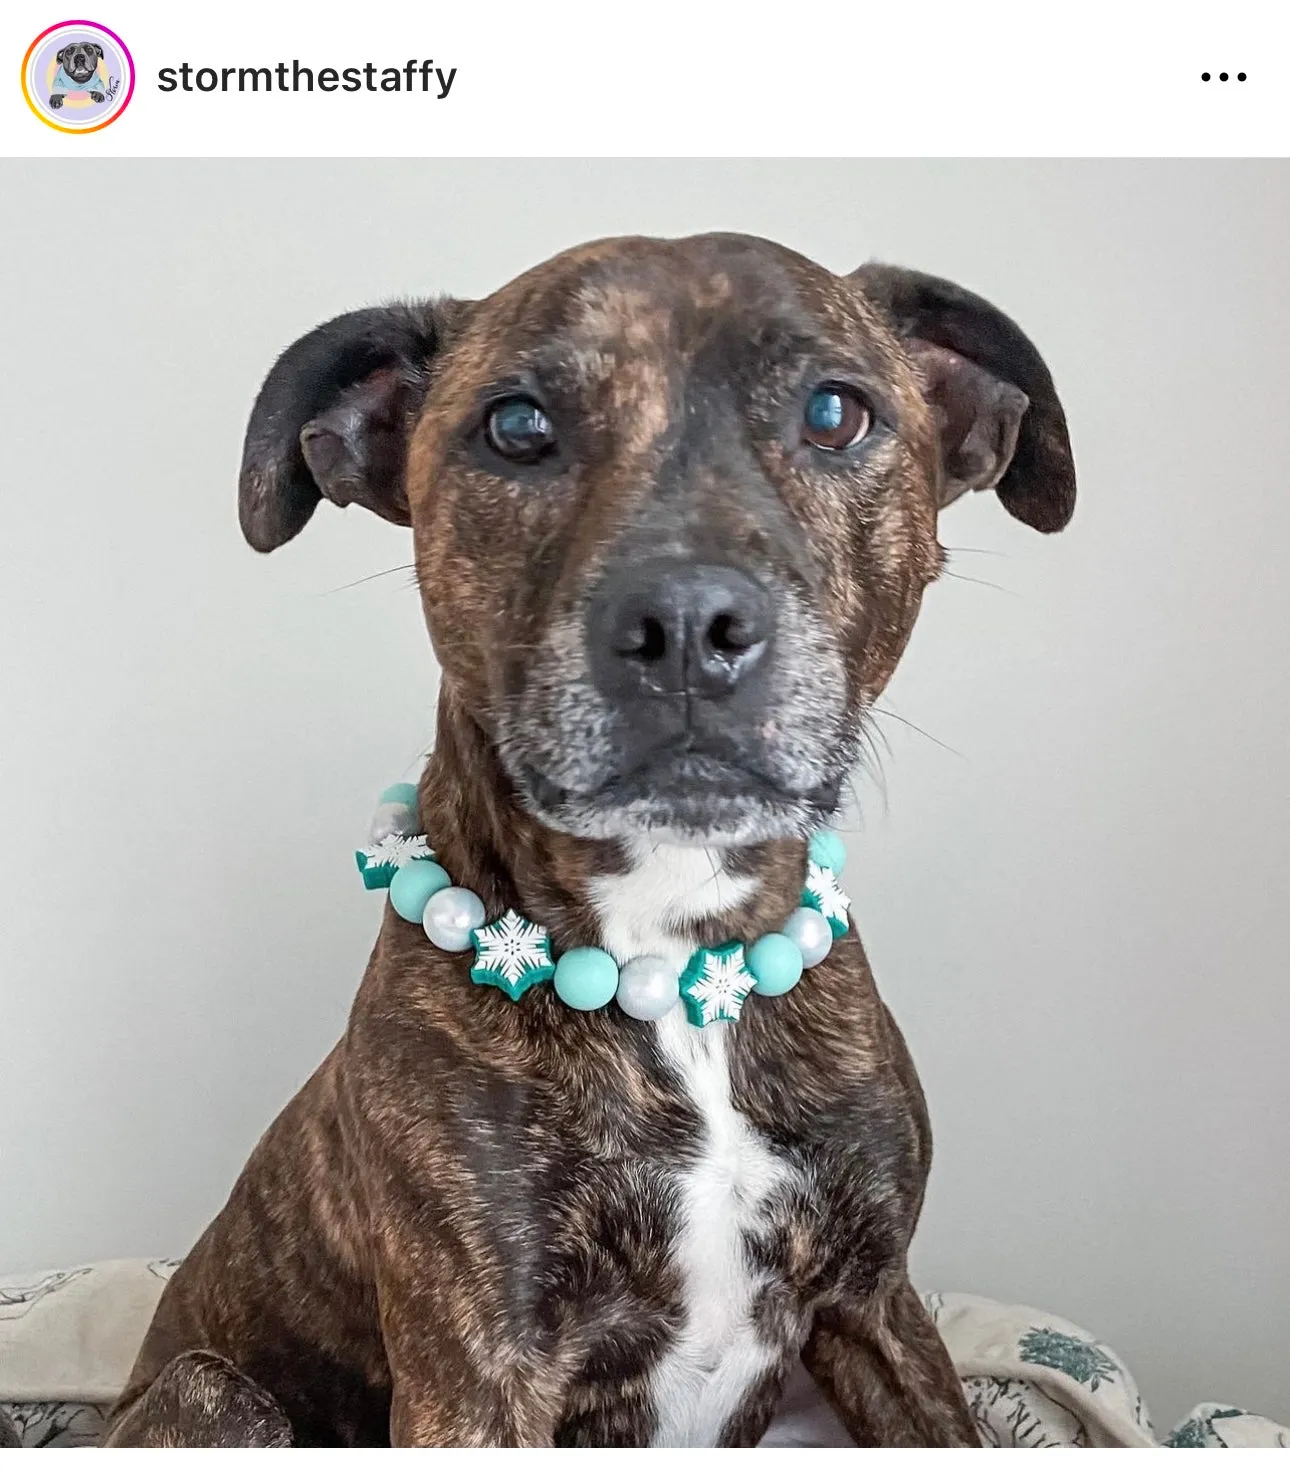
(591, 559, 774, 702)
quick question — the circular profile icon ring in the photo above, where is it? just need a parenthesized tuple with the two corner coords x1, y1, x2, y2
(21, 20, 135, 134)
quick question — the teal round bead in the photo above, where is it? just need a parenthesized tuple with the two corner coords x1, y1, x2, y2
(379, 782, 419, 809)
(747, 933, 804, 996)
(389, 860, 452, 923)
(808, 830, 847, 873)
(554, 947, 620, 1011)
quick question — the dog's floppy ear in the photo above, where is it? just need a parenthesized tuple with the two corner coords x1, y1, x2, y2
(851, 265, 1075, 532)
(92, 43, 104, 58)
(238, 300, 466, 553)
(55, 46, 66, 63)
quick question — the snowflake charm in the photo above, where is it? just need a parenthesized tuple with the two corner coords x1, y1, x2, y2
(802, 861, 851, 938)
(470, 909, 556, 1001)
(678, 941, 756, 1027)
(355, 833, 435, 890)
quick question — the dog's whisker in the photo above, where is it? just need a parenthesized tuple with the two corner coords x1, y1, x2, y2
(844, 768, 884, 827)
(940, 569, 1019, 597)
(850, 723, 891, 819)
(323, 564, 418, 595)
(869, 706, 965, 760)
(862, 716, 894, 762)
(402, 741, 435, 779)
(851, 747, 885, 807)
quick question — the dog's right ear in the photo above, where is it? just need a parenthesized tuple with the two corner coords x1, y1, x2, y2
(851, 265, 1075, 533)
(237, 300, 466, 553)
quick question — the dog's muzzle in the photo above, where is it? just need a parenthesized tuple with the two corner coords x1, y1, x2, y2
(499, 555, 849, 843)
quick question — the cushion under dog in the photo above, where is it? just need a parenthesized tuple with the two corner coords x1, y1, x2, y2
(1, 1260, 1285, 1448)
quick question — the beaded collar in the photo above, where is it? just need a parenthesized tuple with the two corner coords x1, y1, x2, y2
(356, 782, 851, 1028)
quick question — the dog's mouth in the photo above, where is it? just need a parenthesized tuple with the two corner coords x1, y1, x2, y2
(517, 741, 842, 845)
(498, 595, 854, 844)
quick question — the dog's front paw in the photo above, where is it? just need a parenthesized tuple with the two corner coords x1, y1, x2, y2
(89, 90, 105, 103)
(49, 94, 64, 109)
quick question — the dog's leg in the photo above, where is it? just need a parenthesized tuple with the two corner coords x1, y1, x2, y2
(388, 1382, 552, 1447)
(383, 1322, 568, 1447)
(103, 1350, 292, 1448)
(801, 1274, 979, 1447)
(376, 1264, 570, 1447)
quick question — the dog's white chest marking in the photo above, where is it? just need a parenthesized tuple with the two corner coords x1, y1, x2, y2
(645, 1011, 791, 1446)
(590, 844, 793, 1446)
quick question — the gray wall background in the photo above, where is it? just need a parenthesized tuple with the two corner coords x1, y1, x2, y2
(1, 160, 1287, 1430)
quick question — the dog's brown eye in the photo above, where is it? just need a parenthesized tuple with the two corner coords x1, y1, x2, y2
(802, 385, 872, 451)
(485, 397, 557, 463)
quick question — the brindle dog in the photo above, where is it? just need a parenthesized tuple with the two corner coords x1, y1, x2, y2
(106, 233, 1074, 1448)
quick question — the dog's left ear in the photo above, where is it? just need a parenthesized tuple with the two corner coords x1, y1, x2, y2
(851, 264, 1076, 532)
(92, 43, 104, 58)
(238, 299, 467, 553)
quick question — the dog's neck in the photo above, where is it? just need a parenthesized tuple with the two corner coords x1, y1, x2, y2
(418, 689, 811, 959)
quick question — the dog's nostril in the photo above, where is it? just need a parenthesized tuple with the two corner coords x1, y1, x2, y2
(616, 616, 668, 663)
(592, 559, 775, 702)
(637, 617, 667, 663)
(707, 612, 758, 656)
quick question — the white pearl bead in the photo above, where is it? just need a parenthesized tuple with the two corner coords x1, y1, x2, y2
(369, 801, 418, 844)
(422, 887, 485, 952)
(616, 955, 681, 1020)
(782, 906, 833, 968)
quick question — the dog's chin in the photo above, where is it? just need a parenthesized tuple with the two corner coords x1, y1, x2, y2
(516, 751, 840, 847)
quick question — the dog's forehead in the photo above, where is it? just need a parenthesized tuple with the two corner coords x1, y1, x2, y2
(469, 234, 884, 364)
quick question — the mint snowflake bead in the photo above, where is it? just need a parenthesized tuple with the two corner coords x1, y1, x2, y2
(679, 941, 755, 1026)
(746, 932, 804, 996)
(379, 782, 419, 809)
(554, 947, 620, 1011)
(389, 859, 452, 923)
(355, 833, 434, 891)
(808, 830, 846, 874)
(470, 909, 555, 1000)
(802, 861, 851, 938)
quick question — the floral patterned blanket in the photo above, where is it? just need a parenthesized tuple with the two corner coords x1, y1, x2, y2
(0, 1260, 1284, 1448)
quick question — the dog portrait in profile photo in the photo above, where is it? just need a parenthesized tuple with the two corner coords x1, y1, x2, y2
(99, 233, 1079, 1449)
(49, 41, 106, 109)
